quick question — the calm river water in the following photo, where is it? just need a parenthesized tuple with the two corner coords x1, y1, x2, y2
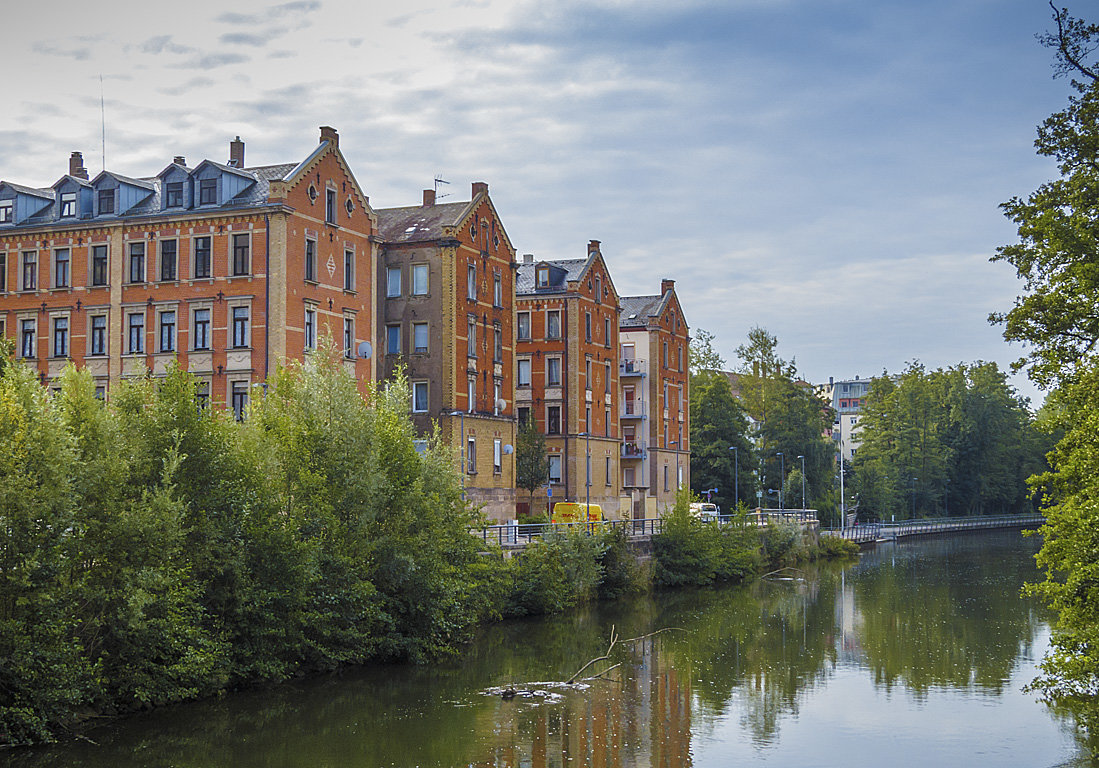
(5, 530, 1090, 767)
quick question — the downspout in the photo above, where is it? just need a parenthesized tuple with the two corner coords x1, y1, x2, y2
(264, 212, 270, 381)
(562, 299, 569, 501)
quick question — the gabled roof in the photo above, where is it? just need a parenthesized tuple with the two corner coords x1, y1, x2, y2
(376, 201, 471, 243)
(619, 294, 667, 328)
(0, 181, 54, 200)
(190, 158, 258, 182)
(91, 170, 156, 191)
(51, 174, 92, 189)
(516, 256, 593, 295)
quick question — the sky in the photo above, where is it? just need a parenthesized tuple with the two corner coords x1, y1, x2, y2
(0, 0, 1076, 405)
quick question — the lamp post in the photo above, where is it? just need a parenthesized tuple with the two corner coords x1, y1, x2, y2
(910, 476, 918, 520)
(776, 452, 785, 511)
(838, 445, 845, 531)
(797, 455, 806, 511)
(944, 477, 950, 517)
(579, 431, 591, 513)
(449, 410, 466, 500)
(729, 445, 738, 510)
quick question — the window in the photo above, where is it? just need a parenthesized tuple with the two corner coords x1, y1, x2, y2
(325, 188, 336, 224)
(595, 276, 601, 302)
(605, 407, 611, 437)
(343, 316, 354, 358)
(413, 322, 428, 354)
(19, 319, 35, 358)
(467, 438, 476, 474)
(624, 467, 635, 487)
(95, 385, 106, 400)
(127, 312, 144, 354)
(536, 267, 549, 288)
(193, 237, 211, 279)
(98, 188, 114, 214)
(165, 182, 183, 208)
(468, 379, 476, 413)
(663, 341, 668, 367)
(60, 192, 76, 218)
(493, 324, 502, 362)
(232, 234, 249, 276)
(548, 454, 562, 483)
(128, 243, 145, 283)
(53, 249, 70, 288)
(160, 240, 177, 281)
(546, 310, 561, 339)
(52, 317, 68, 357)
(517, 359, 531, 387)
(518, 406, 530, 428)
(586, 404, 591, 432)
(195, 381, 210, 409)
(344, 250, 355, 291)
(386, 265, 400, 296)
(0, 201, 12, 223)
(386, 324, 401, 355)
(604, 361, 611, 393)
(159, 310, 176, 353)
(231, 381, 248, 421)
(192, 309, 210, 350)
(547, 405, 561, 435)
(604, 317, 611, 347)
(306, 239, 318, 282)
(585, 359, 592, 390)
(22, 251, 37, 291)
(412, 263, 428, 295)
(412, 381, 429, 412)
(198, 178, 217, 205)
(517, 312, 530, 340)
(88, 245, 107, 287)
(678, 345, 683, 372)
(0, 253, 5, 291)
(494, 439, 502, 474)
(467, 317, 477, 358)
(304, 307, 316, 351)
(231, 306, 249, 348)
(547, 357, 561, 386)
(493, 273, 502, 307)
(585, 312, 592, 342)
(663, 465, 669, 492)
(494, 381, 501, 415)
(90, 315, 107, 356)
(467, 265, 477, 300)
(605, 456, 612, 485)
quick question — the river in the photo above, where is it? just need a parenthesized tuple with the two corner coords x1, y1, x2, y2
(4, 529, 1089, 767)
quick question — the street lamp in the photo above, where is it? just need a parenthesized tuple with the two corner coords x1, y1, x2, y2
(797, 455, 806, 511)
(449, 410, 466, 500)
(729, 445, 738, 510)
(776, 452, 785, 511)
(578, 431, 591, 513)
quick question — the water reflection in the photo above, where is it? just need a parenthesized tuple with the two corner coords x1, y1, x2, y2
(6, 531, 1086, 768)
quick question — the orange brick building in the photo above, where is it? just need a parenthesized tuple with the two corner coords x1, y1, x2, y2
(516, 241, 627, 518)
(0, 127, 377, 412)
(620, 280, 690, 514)
(375, 183, 517, 521)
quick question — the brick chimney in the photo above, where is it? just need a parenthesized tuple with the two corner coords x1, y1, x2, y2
(319, 126, 339, 146)
(69, 151, 88, 180)
(471, 181, 488, 198)
(588, 239, 600, 255)
(173, 155, 186, 166)
(228, 136, 244, 168)
(523, 253, 534, 264)
(423, 188, 435, 207)
(661, 278, 675, 295)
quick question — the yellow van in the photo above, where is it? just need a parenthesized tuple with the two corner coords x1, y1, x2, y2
(551, 502, 603, 525)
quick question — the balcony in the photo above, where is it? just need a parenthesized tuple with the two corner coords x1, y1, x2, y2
(620, 359, 645, 376)
(622, 441, 646, 459)
(621, 400, 646, 418)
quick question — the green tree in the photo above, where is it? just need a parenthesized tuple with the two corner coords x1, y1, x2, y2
(689, 370, 754, 513)
(515, 419, 549, 518)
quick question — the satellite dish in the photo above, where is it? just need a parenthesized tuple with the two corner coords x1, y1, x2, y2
(357, 341, 373, 359)
(502, 444, 514, 455)
(496, 398, 507, 411)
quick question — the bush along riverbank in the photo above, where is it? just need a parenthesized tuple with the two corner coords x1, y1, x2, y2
(0, 341, 856, 747)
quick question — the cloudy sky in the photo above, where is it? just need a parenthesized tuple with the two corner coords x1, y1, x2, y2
(1, 0, 1074, 403)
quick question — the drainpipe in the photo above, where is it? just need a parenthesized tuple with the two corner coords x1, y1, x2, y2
(264, 212, 270, 381)
(562, 300, 570, 501)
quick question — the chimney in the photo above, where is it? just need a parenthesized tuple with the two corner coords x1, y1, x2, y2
(69, 151, 88, 180)
(319, 126, 339, 146)
(588, 239, 600, 255)
(471, 181, 488, 198)
(228, 136, 244, 168)
(523, 253, 534, 264)
(423, 188, 435, 207)
(661, 278, 675, 295)
(173, 155, 186, 167)
(829, 376, 834, 386)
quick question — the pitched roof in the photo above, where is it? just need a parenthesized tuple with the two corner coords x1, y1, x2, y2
(0, 181, 54, 200)
(619, 294, 666, 327)
(375, 201, 471, 243)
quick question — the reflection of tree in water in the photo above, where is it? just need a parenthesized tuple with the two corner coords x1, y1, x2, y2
(852, 533, 1047, 697)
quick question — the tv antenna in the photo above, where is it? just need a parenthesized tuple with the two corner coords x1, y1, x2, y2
(434, 175, 451, 199)
(100, 74, 107, 169)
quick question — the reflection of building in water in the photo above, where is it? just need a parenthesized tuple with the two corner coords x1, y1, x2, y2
(471, 636, 693, 767)
(835, 570, 863, 662)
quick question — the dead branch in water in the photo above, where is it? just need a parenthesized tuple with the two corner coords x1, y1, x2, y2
(566, 626, 686, 684)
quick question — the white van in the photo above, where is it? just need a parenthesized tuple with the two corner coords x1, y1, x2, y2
(689, 502, 720, 522)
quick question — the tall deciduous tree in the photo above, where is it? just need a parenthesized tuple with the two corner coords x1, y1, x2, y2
(515, 419, 549, 518)
(689, 372, 754, 513)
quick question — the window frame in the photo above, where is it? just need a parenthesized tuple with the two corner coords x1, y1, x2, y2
(546, 356, 561, 387)
(413, 322, 428, 354)
(53, 248, 70, 289)
(198, 178, 217, 206)
(128, 242, 146, 284)
(412, 263, 428, 295)
(412, 380, 429, 413)
(89, 314, 108, 356)
(193, 236, 211, 279)
(159, 239, 178, 282)
(158, 309, 176, 353)
(230, 305, 249, 349)
(231, 233, 250, 277)
(51, 315, 69, 358)
(21, 251, 37, 291)
(344, 249, 355, 292)
(517, 311, 530, 341)
(304, 306, 316, 351)
(546, 309, 561, 340)
(306, 238, 318, 283)
(19, 318, 36, 359)
(127, 311, 145, 354)
(517, 358, 531, 387)
(386, 265, 401, 297)
(192, 307, 211, 351)
(386, 324, 401, 355)
(59, 192, 76, 218)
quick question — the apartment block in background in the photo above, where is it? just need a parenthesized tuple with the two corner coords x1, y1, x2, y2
(817, 375, 870, 461)
(515, 241, 626, 519)
(375, 183, 517, 522)
(0, 127, 377, 414)
(619, 279, 690, 516)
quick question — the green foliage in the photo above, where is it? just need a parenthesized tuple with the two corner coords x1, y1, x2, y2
(595, 526, 644, 599)
(515, 419, 549, 512)
(817, 534, 860, 559)
(759, 521, 808, 568)
(505, 530, 603, 617)
(652, 489, 761, 587)
(689, 371, 754, 512)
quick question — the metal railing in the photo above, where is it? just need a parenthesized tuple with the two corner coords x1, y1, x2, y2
(620, 359, 646, 375)
(622, 441, 646, 458)
(621, 401, 646, 417)
(476, 518, 667, 547)
(823, 514, 1045, 542)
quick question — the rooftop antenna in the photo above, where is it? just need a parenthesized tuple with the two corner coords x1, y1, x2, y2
(99, 74, 107, 170)
(434, 175, 451, 199)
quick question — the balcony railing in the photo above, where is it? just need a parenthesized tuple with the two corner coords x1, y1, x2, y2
(622, 441, 646, 458)
(621, 400, 646, 418)
(620, 359, 645, 376)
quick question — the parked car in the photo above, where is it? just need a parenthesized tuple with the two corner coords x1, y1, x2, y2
(689, 502, 720, 522)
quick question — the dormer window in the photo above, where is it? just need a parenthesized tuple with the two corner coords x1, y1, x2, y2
(198, 178, 217, 205)
(0, 201, 11, 223)
(60, 193, 76, 218)
(97, 189, 114, 215)
(165, 182, 183, 208)
(537, 267, 549, 288)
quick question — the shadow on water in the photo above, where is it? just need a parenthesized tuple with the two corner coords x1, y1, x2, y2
(4, 530, 1088, 768)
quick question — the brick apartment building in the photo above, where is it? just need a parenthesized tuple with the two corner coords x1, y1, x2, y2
(0, 127, 377, 413)
(375, 183, 517, 522)
(619, 280, 690, 515)
(516, 241, 627, 518)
